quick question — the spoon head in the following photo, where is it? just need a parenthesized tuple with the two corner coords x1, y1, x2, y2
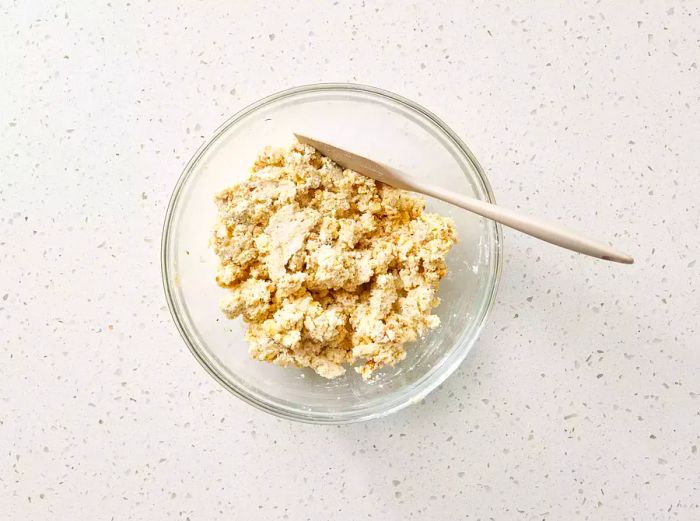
(294, 133, 415, 191)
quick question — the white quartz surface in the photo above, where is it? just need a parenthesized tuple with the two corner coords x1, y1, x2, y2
(2, 1, 699, 519)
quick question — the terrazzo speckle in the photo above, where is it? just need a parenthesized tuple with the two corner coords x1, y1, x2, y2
(1, 1, 699, 519)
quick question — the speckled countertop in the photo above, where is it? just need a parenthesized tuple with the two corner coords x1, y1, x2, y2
(2, 1, 699, 519)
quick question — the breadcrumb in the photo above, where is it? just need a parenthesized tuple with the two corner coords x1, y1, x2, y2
(212, 143, 456, 379)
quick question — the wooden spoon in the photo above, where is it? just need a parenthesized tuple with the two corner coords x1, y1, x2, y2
(295, 133, 634, 264)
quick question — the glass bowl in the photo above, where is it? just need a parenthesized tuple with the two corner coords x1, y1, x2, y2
(161, 83, 502, 423)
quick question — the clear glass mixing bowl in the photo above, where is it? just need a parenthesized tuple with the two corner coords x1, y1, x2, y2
(161, 84, 502, 423)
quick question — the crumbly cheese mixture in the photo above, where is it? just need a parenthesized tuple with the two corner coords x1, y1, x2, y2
(212, 143, 457, 379)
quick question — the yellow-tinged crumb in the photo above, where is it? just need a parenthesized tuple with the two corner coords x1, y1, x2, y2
(212, 143, 457, 379)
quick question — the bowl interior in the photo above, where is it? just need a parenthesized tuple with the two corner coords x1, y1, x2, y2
(163, 85, 500, 422)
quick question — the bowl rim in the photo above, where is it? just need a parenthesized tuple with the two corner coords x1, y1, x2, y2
(161, 82, 503, 424)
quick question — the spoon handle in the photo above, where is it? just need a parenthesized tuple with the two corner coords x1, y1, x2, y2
(415, 181, 634, 264)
